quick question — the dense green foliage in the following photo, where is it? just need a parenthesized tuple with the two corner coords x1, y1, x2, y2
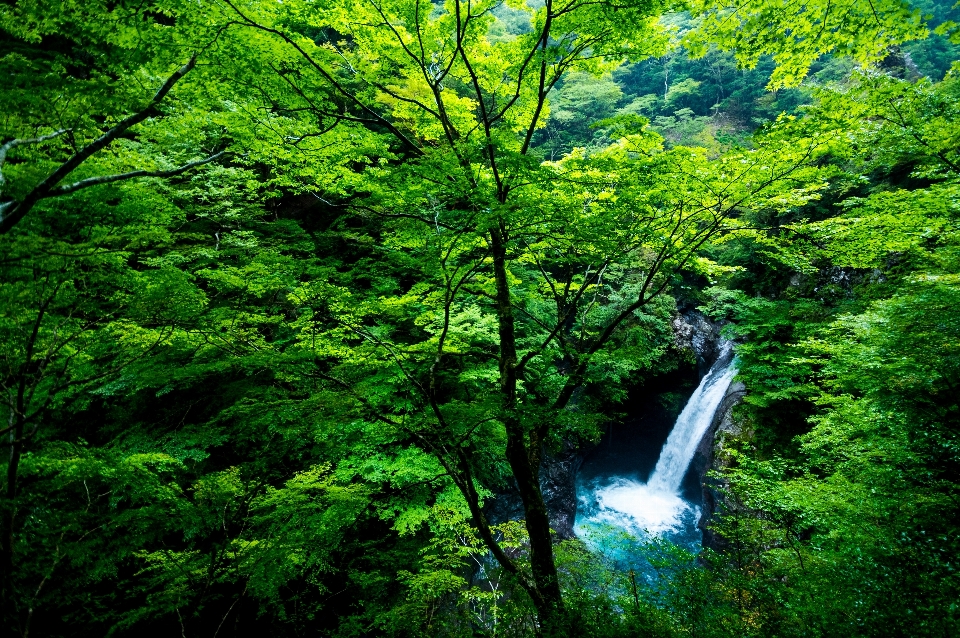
(1, 0, 958, 636)
(693, 69, 960, 636)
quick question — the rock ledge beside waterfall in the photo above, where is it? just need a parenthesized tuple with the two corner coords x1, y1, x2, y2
(484, 441, 585, 540)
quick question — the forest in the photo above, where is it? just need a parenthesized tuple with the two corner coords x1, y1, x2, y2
(1, 0, 958, 636)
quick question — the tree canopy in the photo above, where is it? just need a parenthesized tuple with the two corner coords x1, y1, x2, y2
(1, 0, 959, 636)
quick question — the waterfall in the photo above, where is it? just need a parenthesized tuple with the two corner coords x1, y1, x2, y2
(647, 346, 736, 494)
(575, 344, 736, 545)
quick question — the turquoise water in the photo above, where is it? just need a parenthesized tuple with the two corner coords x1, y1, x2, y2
(574, 352, 735, 575)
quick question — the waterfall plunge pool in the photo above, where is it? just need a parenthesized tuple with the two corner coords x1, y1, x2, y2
(574, 348, 735, 572)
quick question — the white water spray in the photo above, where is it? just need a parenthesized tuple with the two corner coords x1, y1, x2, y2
(576, 345, 736, 543)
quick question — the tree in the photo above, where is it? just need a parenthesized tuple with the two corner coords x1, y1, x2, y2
(0, 191, 211, 633)
(538, 72, 625, 156)
(686, 0, 930, 88)
(0, 0, 233, 234)
(204, 1, 850, 631)
(1, 0, 947, 634)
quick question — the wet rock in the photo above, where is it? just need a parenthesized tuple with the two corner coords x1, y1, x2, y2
(484, 486, 526, 531)
(484, 440, 587, 540)
(540, 440, 587, 539)
(673, 309, 724, 378)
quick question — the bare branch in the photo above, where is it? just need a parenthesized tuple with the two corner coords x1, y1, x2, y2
(0, 57, 199, 234)
(0, 129, 70, 192)
(47, 151, 227, 197)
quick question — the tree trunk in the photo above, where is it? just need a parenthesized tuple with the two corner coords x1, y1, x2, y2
(490, 225, 567, 634)
(2, 409, 24, 635)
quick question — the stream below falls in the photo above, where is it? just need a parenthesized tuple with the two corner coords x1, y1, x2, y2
(574, 345, 735, 568)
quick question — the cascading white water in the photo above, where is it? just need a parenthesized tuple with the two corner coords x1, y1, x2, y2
(575, 345, 736, 550)
(647, 349, 736, 494)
